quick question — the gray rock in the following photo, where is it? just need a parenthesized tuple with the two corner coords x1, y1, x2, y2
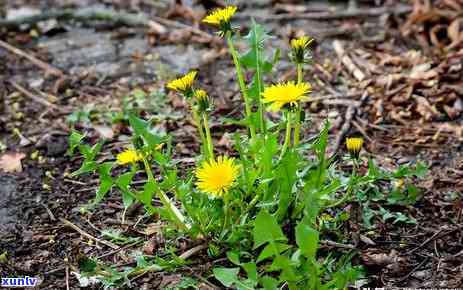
(38, 28, 208, 80)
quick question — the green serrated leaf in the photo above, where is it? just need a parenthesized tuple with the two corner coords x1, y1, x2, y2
(87, 142, 103, 161)
(70, 161, 98, 177)
(260, 276, 279, 290)
(367, 158, 382, 179)
(213, 267, 240, 287)
(236, 279, 255, 290)
(269, 255, 298, 282)
(275, 151, 299, 220)
(67, 131, 85, 155)
(226, 251, 241, 266)
(242, 262, 257, 283)
(93, 162, 114, 205)
(116, 171, 136, 208)
(240, 20, 268, 70)
(253, 210, 286, 249)
(295, 222, 319, 259)
(414, 161, 428, 178)
(128, 114, 162, 149)
(257, 242, 291, 262)
(140, 179, 156, 206)
(129, 114, 149, 137)
(132, 88, 146, 99)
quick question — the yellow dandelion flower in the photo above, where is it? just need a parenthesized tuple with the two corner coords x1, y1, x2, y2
(261, 81, 311, 112)
(116, 149, 141, 165)
(345, 137, 363, 159)
(202, 6, 237, 27)
(166, 71, 197, 93)
(195, 156, 239, 197)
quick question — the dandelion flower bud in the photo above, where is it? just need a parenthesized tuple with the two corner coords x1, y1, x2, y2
(345, 137, 364, 159)
(194, 89, 211, 113)
(290, 36, 313, 64)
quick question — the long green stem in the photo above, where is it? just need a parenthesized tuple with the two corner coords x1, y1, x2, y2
(297, 63, 303, 84)
(142, 158, 189, 230)
(324, 186, 352, 209)
(294, 63, 303, 146)
(191, 108, 208, 159)
(202, 113, 214, 160)
(279, 111, 292, 159)
(220, 195, 231, 238)
(226, 31, 256, 140)
(245, 192, 260, 213)
(251, 24, 265, 134)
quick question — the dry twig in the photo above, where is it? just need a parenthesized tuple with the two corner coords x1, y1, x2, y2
(333, 40, 366, 82)
(179, 244, 208, 260)
(237, 5, 412, 21)
(9, 81, 67, 112)
(320, 240, 356, 250)
(97, 240, 143, 259)
(65, 265, 70, 290)
(0, 40, 63, 77)
(61, 218, 119, 250)
(0, 8, 214, 39)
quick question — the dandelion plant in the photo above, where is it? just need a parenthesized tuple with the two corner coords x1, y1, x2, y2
(69, 6, 427, 289)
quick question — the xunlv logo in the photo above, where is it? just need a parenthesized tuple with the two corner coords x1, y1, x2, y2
(1, 276, 38, 287)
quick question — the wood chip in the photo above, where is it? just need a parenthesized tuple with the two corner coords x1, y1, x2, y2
(333, 40, 366, 82)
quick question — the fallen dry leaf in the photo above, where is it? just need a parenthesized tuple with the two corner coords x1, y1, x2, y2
(359, 234, 376, 246)
(361, 249, 400, 266)
(0, 152, 26, 173)
(93, 125, 114, 139)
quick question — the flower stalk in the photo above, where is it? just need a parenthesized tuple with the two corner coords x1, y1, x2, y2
(324, 166, 357, 209)
(325, 138, 364, 208)
(191, 107, 209, 159)
(202, 113, 214, 160)
(221, 195, 231, 237)
(293, 63, 304, 146)
(289, 35, 313, 147)
(226, 31, 256, 140)
(280, 111, 293, 159)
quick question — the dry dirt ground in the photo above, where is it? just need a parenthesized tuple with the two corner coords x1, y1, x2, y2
(0, 0, 462, 289)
